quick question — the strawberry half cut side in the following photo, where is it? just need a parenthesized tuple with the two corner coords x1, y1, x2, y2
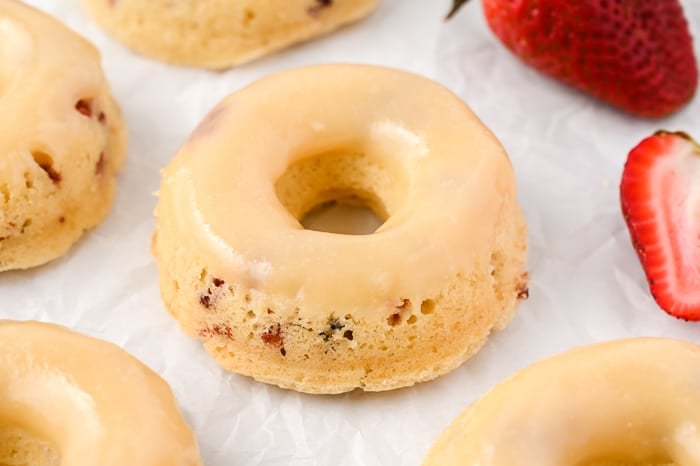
(621, 131, 700, 321)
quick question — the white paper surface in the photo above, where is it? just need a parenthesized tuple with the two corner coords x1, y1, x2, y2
(3, 1, 700, 464)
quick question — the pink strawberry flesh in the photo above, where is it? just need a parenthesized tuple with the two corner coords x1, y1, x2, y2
(447, 0, 698, 118)
(621, 131, 700, 320)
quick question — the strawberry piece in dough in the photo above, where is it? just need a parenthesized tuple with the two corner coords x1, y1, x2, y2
(621, 131, 700, 320)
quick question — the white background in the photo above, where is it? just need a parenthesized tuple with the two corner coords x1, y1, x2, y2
(3, 1, 700, 464)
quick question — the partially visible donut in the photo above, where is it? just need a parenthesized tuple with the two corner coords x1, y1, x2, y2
(80, 0, 379, 69)
(0, 320, 202, 465)
(424, 338, 700, 466)
(0, 0, 126, 271)
(153, 64, 528, 394)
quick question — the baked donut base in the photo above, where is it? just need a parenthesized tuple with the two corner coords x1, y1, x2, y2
(154, 201, 527, 394)
(0, 97, 126, 272)
(80, 0, 379, 69)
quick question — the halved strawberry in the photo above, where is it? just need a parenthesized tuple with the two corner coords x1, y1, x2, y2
(621, 131, 700, 320)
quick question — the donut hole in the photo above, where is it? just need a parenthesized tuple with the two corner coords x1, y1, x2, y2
(275, 150, 406, 235)
(301, 196, 384, 235)
(0, 425, 59, 465)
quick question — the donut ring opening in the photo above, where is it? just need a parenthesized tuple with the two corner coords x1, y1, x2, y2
(275, 146, 408, 235)
(300, 198, 384, 235)
(0, 424, 59, 465)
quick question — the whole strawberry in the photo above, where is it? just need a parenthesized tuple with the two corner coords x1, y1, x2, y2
(621, 131, 700, 320)
(448, 0, 698, 118)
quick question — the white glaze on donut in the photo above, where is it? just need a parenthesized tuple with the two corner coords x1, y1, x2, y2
(160, 64, 515, 319)
(0, 15, 32, 99)
(424, 338, 700, 466)
(0, 320, 202, 465)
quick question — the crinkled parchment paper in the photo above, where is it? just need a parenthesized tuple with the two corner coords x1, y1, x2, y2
(3, 1, 700, 464)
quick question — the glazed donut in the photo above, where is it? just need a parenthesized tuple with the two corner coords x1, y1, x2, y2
(0, 320, 202, 465)
(153, 64, 528, 394)
(0, 0, 126, 271)
(424, 338, 700, 466)
(80, 0, 379, 69)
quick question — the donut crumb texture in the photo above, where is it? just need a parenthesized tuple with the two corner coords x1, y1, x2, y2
(0, 101, 125, 271)
(0, 426, 60, 466)
(154, 199, 527, 393)
(0, 5, 126, 271)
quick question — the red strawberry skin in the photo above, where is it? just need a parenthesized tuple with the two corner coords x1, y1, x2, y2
(450, 0, 698, 118)
(621, 131, 700, 320)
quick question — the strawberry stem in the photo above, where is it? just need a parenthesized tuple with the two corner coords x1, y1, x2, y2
(446, 0, 470, 20)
